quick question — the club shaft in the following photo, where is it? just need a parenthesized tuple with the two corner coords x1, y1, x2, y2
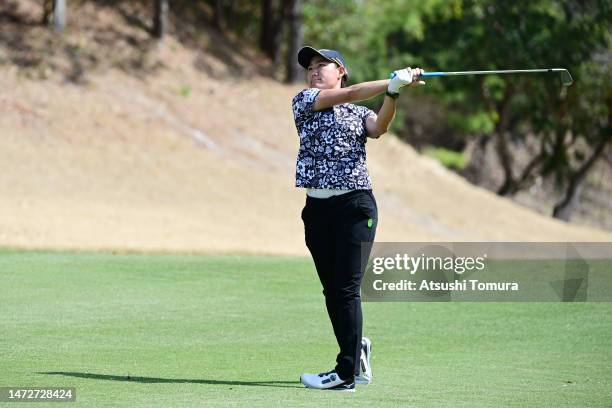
(422, 68, 567, 77)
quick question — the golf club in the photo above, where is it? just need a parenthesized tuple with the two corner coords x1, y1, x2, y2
(421, 68, 573, 86)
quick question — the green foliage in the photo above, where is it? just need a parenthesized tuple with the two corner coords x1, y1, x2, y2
(301, 0, 611, 198)
(448, 110, 496, 134)
(423, 146, 468, 171)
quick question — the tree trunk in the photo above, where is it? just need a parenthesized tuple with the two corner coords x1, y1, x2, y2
(284, 0, 302, 83)
(53, 0, 65, 32)
(490, 132, 549, 196)
(462, 134, 491, 185)
(495, 131, 515, 196)
(512, 150, 545, 193)
(476, 83, 515, 196)
(494, 88, 517, 196)
(42, 0, 54, 25)
(153, 0, 168, 39)
(272, 5, 285, 64)
(259, 0, 284, 63)
(553, 135, 611, 221)
(259, 0, 273, 52)
(213, 0, 223, 31)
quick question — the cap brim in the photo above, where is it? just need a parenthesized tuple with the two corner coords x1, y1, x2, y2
(297, 46, 328, 70)
(297, 46, 348, 79)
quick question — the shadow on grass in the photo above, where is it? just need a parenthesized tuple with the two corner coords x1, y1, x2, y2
(38, 371, 302, 389)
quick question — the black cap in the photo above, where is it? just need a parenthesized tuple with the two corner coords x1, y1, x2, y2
(297, 46, 349, 80)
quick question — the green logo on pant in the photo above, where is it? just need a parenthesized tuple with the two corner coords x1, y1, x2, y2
(368, 218, 373, 228)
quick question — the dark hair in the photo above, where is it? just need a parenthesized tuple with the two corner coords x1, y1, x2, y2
(335, 62, 347, 88)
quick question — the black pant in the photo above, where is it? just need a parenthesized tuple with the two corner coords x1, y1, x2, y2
(301, 189, 378, 380)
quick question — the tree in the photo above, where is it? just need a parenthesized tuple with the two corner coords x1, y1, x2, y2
(409, 0, 611, 219)
(213, 0, 223, 31)
(259, 0, 284, 63)
(42, 0, 54, 25)
(53, 0, 66, 32)
(153, 0, 168, 39)
(285, 0, 303, 83)
(553, 137, 611, 220)
(551, 56, 612, 220)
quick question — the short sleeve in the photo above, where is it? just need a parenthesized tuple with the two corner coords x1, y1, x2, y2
(355, 105, 376, 140)
(357, 105, 376, 124)
(292, 88, 321, 128)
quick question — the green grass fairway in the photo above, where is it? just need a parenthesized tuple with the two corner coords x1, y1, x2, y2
(1, 251, 611, 407)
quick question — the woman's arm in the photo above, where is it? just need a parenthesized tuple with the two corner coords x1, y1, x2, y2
(366, 95, 396, 139)
(313, 80, 389, 111)
(312, 68, 425, 136)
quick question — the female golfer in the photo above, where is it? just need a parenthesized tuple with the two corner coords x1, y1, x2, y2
(293, 46, 424, 392)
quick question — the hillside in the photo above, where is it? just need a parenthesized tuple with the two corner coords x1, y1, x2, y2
(1, 1, 610, 256)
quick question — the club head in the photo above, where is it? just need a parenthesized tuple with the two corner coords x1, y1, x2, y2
(554, 68, 573, 87)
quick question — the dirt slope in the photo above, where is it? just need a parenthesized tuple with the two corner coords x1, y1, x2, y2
(1, 2, 610, 255)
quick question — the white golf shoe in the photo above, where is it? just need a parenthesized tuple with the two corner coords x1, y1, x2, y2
(356, 337, 372, 384)
(300, 370, 355, 392)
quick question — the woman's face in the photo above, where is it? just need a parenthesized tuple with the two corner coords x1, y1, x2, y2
(307, 55, 345, 89)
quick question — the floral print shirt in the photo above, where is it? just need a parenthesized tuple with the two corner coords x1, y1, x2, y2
(292, 88, 376, 190)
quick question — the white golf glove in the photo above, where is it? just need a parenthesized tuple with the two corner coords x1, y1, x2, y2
(388, 68, 424, 94)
